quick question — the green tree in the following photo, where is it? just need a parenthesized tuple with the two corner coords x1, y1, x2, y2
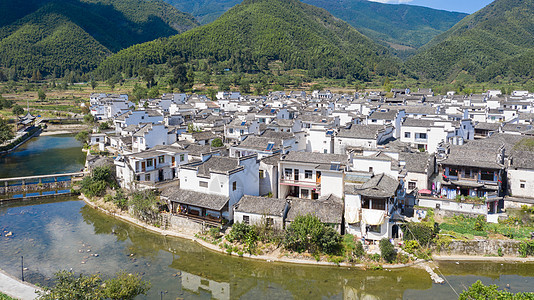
(12, 105, 24, 116)
(379, 238, 396, 263)
(90, 79, 98, 90)
(0, 117, 14, 144)
(211, 138, 223, 147)
(36, 270, 150, 300)
(38, 89, 46, 101)
(283, 214, 341, 255)
(75, 130, 89, 144)
(128, 190, 161, 224)
(83, 114, 96, 124)
(0, 95, 14, 109)
(138, 68, 155, 88)
(132, 83, 148, 102)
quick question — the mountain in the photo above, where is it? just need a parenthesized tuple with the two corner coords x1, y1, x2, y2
(407, 0, 534, 82)
(161, 0, 467, 50)
(97, 0, 400, 80)
(0, 0, 198, 78)
(161, 0, 241, 24)
(302, 0, 467, 50)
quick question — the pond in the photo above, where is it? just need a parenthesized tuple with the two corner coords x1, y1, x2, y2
(0, 134, 86, 179)
(1, 198, 534, 299)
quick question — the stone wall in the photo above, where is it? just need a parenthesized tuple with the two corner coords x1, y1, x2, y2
(0, 181, 71, 195)
(435, 240, 521, 256)
(167, 214, 207, 232)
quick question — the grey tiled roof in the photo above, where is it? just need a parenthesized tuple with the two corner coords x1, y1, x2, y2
(260, 153, 282, 165)
(286, 195, 343, 224)
(441, 144, 504, 169)
(336, 124, 386, 139)
(402, 118, 435, 128)
(400, 152, 431, 173)
(510, 150, 534, 169)
(345, 173, 399, 198)
(234, 196, 287, 217)
(238, 136, 282, 151)
(183, 156, 242, 176)
(282, 151, 348, 166)
(161, 187, 229, 211)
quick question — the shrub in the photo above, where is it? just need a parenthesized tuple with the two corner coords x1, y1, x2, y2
(80, 166, 116, 197)
(403, 240, 420, 255)
(402, 222, 435, 247)
(474, 215, 486, 231)
(283, 214, 341, 255)
(498, 247, 504, 257)
(354, 241, 365, 258)
(211, 138, 223, 147)
(113, 190, 128, 211)
(459, 280, 534, 300)
(209, 227, 221, 240)
(128, 190, 161, 224)
(379, 238, 396, 263)
(519, 241, 534, 258)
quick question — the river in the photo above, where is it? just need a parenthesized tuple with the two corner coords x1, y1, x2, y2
(0, 134, 86, 178)
(0, 135, 534, 299)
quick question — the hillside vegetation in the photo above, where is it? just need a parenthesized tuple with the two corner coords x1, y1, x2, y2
(0, 0, 198, 78)
(97, 0, 400, 81)
(407, 0, 534, 82)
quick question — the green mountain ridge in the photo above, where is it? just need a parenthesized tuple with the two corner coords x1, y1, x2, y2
(96, 0, 400, 80)
(161, 0, 467, 50)
(407, 0, 534, 82)
(0, 0, 198, 77)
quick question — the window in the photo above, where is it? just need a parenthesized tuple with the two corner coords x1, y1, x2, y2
(180, 154, 185, 161)
(404, 132, 411, 138)
(480, 170, 494, 181)
(229, 128, 234, 133)
(284, 168, 292, 178)
(408, 181, 417, 190)
(199, 181, 208, 188)
(243, 215, 250, 224)
(146, 159, 153, 167)
(240, 130, 244, 134)
(232, 181, 237, 191)
(158, 155, 165, 164)
(369, 167, 373, 173)
(305, 170, 313, 179)
(259, 170, 265, 179)
(520, 183, 526, 189)
(145, 173, 151, 181)
(419, 133, 427, 139)
(448, 168, 459, 177)
(362, 198, 370, 209)
(301, 189, 309, 199)
(368, 225, 381, 233)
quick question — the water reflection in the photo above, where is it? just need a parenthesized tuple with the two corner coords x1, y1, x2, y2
(4, 198, 533, 299)
(0, 134, 85, 178)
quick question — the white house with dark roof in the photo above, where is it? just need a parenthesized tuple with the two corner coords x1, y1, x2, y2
(399, 152, 435, 193)
(224, 119, 260, 142)
(174, 154, 260, 221)
(233, 195, 289, 231)
(229, 135, 291, 159)
(131, 123, 176, 152)
(114, 145, 188, 189)
(279, 152, 348, 200)
(365, 108, 405, 138)
(114, 110, 164, 134)
(507, 150, 534, 204)
(344, 173, 402, 240)
(334, 124, 394, 154)
(285, 195, 344, 233)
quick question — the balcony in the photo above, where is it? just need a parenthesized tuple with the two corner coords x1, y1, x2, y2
(280, 176, 321, 189)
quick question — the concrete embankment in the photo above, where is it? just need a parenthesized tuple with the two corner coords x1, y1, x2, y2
(0, 268, 41, 300)
(79, 195, 427, 269)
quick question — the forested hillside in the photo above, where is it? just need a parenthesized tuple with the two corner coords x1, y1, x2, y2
(96, 0, 400, 81)
(407, 0, 534, 82)
(0, 0, 198, 78)
(162, 0, 466, 51)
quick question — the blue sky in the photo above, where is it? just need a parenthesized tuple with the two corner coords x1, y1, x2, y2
(368, 0, 494, 14)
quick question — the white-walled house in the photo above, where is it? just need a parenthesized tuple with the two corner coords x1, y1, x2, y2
(114, 110, 164, 134)
(366, 108, 405, 138)
(132, 123, 175, 152)
(507, 150, 534, 201)
(233, 196, 289, 231)
(224, 119, 260, 142)
(114, 145, 188, 189)
(166, 154, 260, 221)
(334, 124, 394, 154)
(344, 174, 401, 240)
(279, 152, 348, 200)
(399, 152, 435, 194)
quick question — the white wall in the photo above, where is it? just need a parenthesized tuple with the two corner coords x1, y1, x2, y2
(508, 169, 534, 199)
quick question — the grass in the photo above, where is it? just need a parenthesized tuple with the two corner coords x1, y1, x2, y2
(439, 215, 534, 240)
(0, 292, 17, 300)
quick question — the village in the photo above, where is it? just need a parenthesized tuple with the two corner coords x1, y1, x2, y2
(83, 87, 534, 246)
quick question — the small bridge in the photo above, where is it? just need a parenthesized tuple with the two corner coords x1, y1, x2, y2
(0, 172, 86, 202)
